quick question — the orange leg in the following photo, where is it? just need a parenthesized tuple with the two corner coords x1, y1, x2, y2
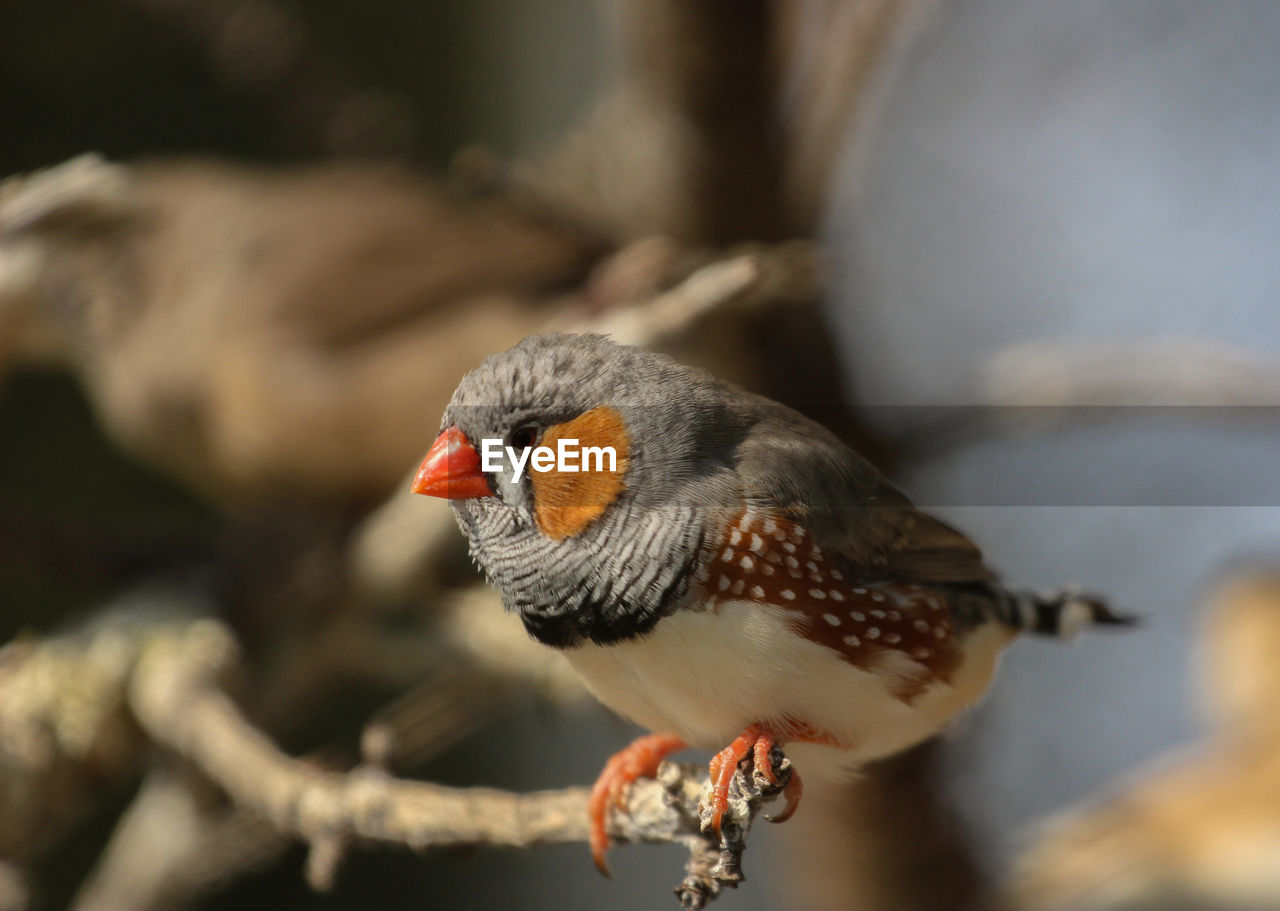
(707, 725, 776, 836)
(588, 733, 686, 876)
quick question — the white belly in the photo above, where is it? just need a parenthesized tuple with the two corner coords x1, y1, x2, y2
(562, 601, 1011, 764)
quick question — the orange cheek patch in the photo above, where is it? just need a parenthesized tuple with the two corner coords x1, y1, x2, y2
(531, 406, 630, 540)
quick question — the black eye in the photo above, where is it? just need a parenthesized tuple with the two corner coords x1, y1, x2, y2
(509, 423, 539, 452)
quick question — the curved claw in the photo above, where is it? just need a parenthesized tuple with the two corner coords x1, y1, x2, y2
(587, 733, 686, 876)
(588, 800, 614, 879)
(764, 766, 803, 824)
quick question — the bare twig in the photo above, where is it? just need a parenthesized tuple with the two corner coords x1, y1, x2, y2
(0, 582, 573, 866)
(123, 613, 788, 906)
(127, 618, 588, 844)
(0, 573, 599, 882)
(565, 242, 820, 345)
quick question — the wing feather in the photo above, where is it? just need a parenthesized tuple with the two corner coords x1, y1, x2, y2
(731, 396, 992, 584)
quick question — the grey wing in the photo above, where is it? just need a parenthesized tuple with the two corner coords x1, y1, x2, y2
(732, 399, 994, 585)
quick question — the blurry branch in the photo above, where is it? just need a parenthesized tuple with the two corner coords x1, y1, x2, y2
(984, 338, 1280, 407)
(567, 241, 820, 345)
(66, 599, 577, 911)
(0, 590, 201, 862)
(880, 337, 1280, 459)
(528, 0, 927, 242)
(0, 154, 134, 234)
(2, 588, 787, 910)
(124, 616, 586, 873)
(778, 0, 934, 229)
(125, 608, 788, 909)
(73, 766, 290, 911)
(614, 0, 786, 243)
(0, 582, 574, 856)
(1008, 570, 1280, 911)
(527, 0, 781, 243)
(1198, 572, 1280, 738)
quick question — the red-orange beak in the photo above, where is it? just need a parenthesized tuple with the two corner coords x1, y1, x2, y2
(411, 426, 494, 499)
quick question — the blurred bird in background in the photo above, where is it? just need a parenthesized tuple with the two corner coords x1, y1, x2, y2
(1011, 570, 1280, 910)
(0, 153, 605, 509)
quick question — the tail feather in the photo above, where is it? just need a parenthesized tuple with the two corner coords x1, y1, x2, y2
(998, 588, 1137, 640)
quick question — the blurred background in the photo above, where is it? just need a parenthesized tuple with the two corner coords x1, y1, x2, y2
(3, 1, 1279, 910)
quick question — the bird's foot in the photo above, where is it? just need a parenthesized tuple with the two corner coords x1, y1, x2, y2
(704, 725, 804, 837)
(588, 733, 686, 876)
